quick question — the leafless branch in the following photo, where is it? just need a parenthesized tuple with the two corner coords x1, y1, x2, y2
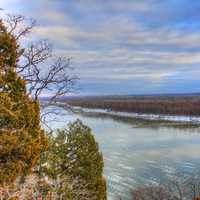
(5, 14, 36, 40)
(127, 175, 200, 200)
(2, 14, 78, 106)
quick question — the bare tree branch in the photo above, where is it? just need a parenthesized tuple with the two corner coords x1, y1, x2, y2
(6, 14, 36, 40)
(2, 13, 78, 106)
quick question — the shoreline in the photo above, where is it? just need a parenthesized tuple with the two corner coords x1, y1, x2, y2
(73, 106, 200, 124)
(67, 106, 200, 128)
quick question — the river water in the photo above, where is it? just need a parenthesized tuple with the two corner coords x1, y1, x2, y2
(46, 107, 200, 200)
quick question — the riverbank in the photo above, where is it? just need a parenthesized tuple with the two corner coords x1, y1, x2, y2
(71, 106, 200, 129)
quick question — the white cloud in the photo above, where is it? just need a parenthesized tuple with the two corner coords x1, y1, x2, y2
(4, 0, 200, 93)
(74, 0, 156, 13)
(38, 10, 66, 23)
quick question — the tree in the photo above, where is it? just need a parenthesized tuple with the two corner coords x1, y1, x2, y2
(118, 176, 200, 200)
(0, 20, 48, 185)
(43, 120, 107, 200)
(0, 13, 78, 129)
(3, 14, 78, 104)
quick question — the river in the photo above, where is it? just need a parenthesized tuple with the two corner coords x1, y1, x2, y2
(45, 107, 200, 200)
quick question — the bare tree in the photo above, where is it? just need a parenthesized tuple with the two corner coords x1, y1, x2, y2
(126, 176, 200, 200)
(6, 14, 36, 40)
(2, 13, 78, 105)
(0, 13, 78, 129)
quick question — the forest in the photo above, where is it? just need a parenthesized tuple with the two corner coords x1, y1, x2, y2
(64, 95, 200, 116)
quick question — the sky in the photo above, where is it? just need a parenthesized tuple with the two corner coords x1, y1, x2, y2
(1, 0, 200, 95)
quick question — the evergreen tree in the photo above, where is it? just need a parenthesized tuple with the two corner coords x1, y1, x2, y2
(0, 20, 48, 185)
(44, 119, 107, 200)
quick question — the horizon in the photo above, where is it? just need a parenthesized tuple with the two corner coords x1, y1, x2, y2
(1, 0, 200, 95)
(39, 91, 200, 99)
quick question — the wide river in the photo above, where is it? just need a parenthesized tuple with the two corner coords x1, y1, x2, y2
(46, 107, 200, 200)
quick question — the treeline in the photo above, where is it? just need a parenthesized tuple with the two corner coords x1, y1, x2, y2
(65, 96, 200, 116)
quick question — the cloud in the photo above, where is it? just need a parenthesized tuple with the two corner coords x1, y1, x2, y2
(72, 0, 156, 13)
(3, 0, 200, 94)
(33, 26, 77, 47)
(37, 10, 66, 23)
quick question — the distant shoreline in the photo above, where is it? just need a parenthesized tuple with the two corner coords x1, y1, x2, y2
(62, 95, 200, 117)
(69, 106, 200, 129)
(48, 103, 200, 128)
(73, 106, 200, 123)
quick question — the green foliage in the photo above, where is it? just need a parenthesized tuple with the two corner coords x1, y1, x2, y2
(0, 20, 48, 185)
(43, 119, 107, 200)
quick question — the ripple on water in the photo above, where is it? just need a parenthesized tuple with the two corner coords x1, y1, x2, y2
(45, 107, 200, 200)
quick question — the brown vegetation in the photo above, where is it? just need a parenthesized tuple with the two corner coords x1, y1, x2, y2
(65, 95, 200, 116)
(117, 177, 200, 200)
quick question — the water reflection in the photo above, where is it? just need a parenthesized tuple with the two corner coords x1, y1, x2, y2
(44, 107, 200, 200)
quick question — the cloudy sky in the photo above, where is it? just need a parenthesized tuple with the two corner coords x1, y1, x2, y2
(1, 0, 200, 95)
